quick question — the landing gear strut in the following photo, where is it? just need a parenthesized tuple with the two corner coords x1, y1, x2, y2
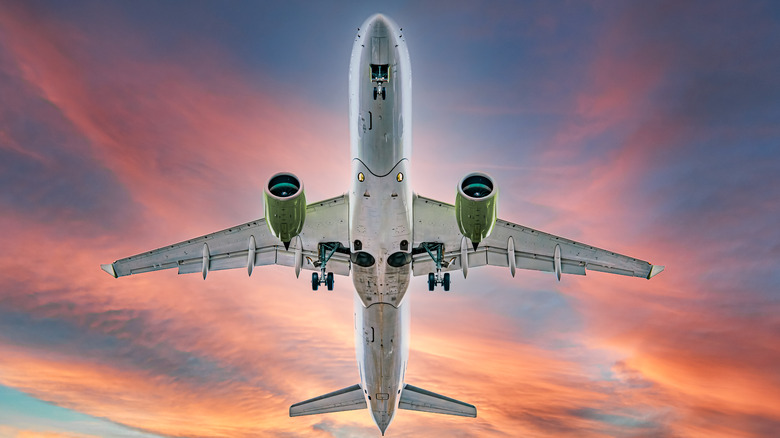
(421, 242, 451, 291)
(312, 242, 341, 291)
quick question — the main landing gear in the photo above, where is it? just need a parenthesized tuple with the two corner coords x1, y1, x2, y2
(311, 242, 342, 291)
(427, 272, 450, 292)
(312, 272, 334, 291)
(420, 242, 451, 291)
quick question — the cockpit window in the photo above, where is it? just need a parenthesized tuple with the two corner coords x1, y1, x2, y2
(351, 251, 376, 267)
(371, 64, 389, 82)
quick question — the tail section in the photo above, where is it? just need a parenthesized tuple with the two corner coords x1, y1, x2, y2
(289, 383, 367, 417)
(398, 384, 477, 417)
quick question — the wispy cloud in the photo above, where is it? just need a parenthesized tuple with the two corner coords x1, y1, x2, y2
(0, 1, 779, 437)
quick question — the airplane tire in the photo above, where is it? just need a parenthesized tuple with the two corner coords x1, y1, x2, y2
(381, 88, 386, 100)
(428, 273, 435, 291)
(373, 87, 377, 100)
(327, 272, 334, 291)
(312, 272, 319, 291)
(443, 273, 451, 291)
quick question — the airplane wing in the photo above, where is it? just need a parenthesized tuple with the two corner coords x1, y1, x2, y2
(101, 195, 350, 279)
(411, 195, 663, 280)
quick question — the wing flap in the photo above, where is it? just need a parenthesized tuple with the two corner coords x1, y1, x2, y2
(289, 384, 367, 417)
(586, 263, 635, 276)
(562, 261, 587, 275)
(398, 384, 476, 417)
(484, 247, 507, 267)
(515, 252, 554, 272)
(412, 246, 587, 276)
(177, 259, 202, 275)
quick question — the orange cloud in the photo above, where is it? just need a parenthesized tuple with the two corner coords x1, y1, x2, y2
(0, 427, 100, 438)
(0, 204, 680, 436)
(1, 2, 778, 437)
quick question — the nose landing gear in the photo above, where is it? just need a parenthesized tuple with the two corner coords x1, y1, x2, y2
(370, 63, 388, 100)
(373, 86, 386, 100)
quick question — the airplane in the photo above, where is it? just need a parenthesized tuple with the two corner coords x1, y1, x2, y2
(101, 13, 664, 435)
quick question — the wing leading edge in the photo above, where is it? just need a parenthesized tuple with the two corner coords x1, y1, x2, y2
(102, 195, 350, 279)
(412, 195, 663, 280)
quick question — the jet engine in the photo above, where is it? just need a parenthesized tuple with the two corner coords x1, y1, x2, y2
(455, 172, 498, 249)
(264, 172, 306, 249)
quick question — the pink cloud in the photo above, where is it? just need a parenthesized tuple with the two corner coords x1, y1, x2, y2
(0, 2, 778, 437)
(0, 3, 349, 236)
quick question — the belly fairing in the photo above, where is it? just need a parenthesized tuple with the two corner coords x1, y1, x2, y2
(350, 159, 412, 307)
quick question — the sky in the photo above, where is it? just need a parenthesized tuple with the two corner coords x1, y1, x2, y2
(0, 0, 779, 437)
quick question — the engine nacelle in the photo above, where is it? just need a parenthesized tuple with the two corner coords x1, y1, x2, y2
(455, 172, 498, 248)
(264, 172, 306, 248)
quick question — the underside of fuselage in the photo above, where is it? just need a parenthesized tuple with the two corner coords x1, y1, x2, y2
(348, 14, 412, 433)
(354, 299, 409, 434)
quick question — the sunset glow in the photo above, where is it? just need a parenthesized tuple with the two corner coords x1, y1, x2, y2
(1, 1, 779, 437)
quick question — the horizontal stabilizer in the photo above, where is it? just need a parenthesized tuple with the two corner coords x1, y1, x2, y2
(289, 384, 366, 417)
(399, 384, 476, 417)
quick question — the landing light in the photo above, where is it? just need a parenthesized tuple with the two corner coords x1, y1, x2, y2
(397, 172, 404, 182)
(358, 172, 365, 182)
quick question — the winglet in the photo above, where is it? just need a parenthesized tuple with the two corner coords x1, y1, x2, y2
(647, 265, 665, 279)
(100, 263, 118, 278)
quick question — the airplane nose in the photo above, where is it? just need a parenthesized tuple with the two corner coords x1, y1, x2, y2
(365, 13, 394, 36)
(367, 13, 390, 26)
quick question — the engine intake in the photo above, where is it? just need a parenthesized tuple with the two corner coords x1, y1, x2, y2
(455, 172, 498, 249)
(264, 172, 306, 249)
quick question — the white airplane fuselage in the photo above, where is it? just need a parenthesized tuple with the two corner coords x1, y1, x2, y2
(348, 14, 412, 433)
